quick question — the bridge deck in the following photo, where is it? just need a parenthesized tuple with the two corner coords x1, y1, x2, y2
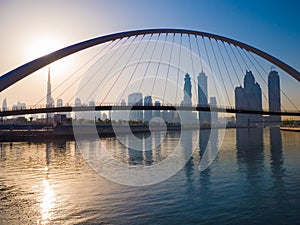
(0, 105, 299, 117)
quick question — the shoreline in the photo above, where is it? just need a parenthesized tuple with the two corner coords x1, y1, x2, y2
(0, 124, 268, 142)
(0, 124, 233, 142)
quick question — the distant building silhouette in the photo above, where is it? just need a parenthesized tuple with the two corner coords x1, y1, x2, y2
(120, 99, 127, 121)
(120, 99, 126, 106)
(111, 99, 127, 122)
(181, 73, 194, 123)
(210, 97, 218, 126)
(74, 98, 82, 106)
(144, 96, 153, 122)
(235, 70, 262, 127)
(46, 67, 54, 119)
(153, 101, 161, 118)
(74, 98, 83, 119)
(128, 92, 143, 122)
(56, 99, 63, 107)
(268, 69, 281, 125)
(2, 98, 7, 111)
(181, 73, 192, 106)
(197, 71, 210, 124)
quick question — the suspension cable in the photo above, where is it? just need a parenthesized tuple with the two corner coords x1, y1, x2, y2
(117, 34, 153, 104)
(216, 40, 237, 108)
(202, 36, 221, 105)
(241, 48, 285, 112)
(195, 35, 203, 72)
(100, 35, 145, 105)
(223, 42, 252, 110)
(209, 38, 231, 107)
(175, 34, 182, 105)
(150, 33, 168, 98)
(188, 34, 198, 106)
(33, 40, 116, 107)
(229, 44, 260, 111)
(248, 51, 299, 112)
(237, 47, 269, 109)
(66, 37, 127, 105)
(75, 36, 134, 105)
(162, 33, 175, 104)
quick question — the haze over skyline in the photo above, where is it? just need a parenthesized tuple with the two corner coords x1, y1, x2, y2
(0, 0, 299, 108)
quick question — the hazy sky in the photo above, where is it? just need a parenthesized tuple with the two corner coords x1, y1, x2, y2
(0, 0, 299, 107)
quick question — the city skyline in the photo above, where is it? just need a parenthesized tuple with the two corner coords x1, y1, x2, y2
(0, 66, 286, 125)
(0, 2, 299, 224)
(0, 1, 299, 110)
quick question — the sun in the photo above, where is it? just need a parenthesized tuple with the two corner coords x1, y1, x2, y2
(26, 37, 71, 77)
(27, 38, 62, 60)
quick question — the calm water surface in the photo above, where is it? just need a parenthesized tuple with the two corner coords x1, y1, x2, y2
(0, 127, 299, 224)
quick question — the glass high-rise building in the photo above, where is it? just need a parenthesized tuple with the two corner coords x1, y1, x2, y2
(180, 73, 195, 124)
(268, 69, 281, 124)
(181, 73, 192, 106)
(235, 70, 262, 127)
(144, 96, 153, 122)
(197, 71, 210, 124)
(128, 92, 143, 122)
(210, 97, 218, 126)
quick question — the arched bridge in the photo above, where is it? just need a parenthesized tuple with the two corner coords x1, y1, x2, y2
(0, 28, 299, 120)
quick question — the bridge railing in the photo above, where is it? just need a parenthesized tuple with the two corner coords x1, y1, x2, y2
(0, 103, 299, 116)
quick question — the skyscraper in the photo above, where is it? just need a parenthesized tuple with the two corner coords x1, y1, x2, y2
(197, 71, 210, 124)
(128, 92, 143, 122)
(198, 71, 208, 106)
(144, 96, 153, 122)
(153, 101, 161, 118)
(181, 73, 194, 123)
(46, 67, 54, 119)
(111, 99, 127, 122)
(181, 73, 192, 106)
(46, 67, 54, 108)
(56, 99, 63, 107)
(210, 97, 218, 126)
(2, 98, 7, 111)
(235, 70, 262, 126)
(268, 69, 281, 124)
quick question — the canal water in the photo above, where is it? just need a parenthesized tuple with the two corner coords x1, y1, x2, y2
(0, 127, 299, 224)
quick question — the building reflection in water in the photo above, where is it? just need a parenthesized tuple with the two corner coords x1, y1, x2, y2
(153, 131, 162, 162)
(269, 127, 285, 204)
(128, 133, 144, 165)
(123, 130, 185, 166)
(0, 143, 6, 161)
(236, 127, 264, 208)
(198, 128, 219, 172)
(143, 132, 153, 166)
(183, 130, 194, 183)
(236, 127, 264, 174)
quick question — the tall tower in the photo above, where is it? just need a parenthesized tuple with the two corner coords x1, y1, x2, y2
(46, 67, 54, 108)
(268, 69, 281, 124)
(197, 71, 210, 124)
(128, 92, 143, 122)
(46, 67, 54, 119)
(181, 73, 192, 106)
(144, 96, 153, 123)
(235, 70, 262, 127)
(2, 98, 7, 111)
(210, 97, 218, 126)
(198, 71, 208, 106)
(180, 73, 194, 124)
